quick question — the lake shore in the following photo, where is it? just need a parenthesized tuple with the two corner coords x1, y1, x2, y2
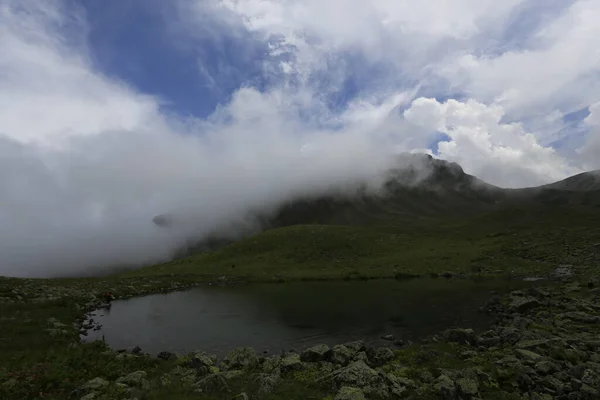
(2, 269, 600, 399)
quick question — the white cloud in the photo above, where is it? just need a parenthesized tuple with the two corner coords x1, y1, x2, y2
(185, 0, 600, 168)
(1, 0, 600, 277)
(0, 0, 410, 277)
(579, 102, 600, 170)
(404, 98, 581, 187)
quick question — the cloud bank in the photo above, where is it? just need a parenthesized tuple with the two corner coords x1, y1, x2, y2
(0, 0, 598, 277)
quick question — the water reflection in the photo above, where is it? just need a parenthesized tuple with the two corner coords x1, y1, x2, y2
(84, 278, 527, 356)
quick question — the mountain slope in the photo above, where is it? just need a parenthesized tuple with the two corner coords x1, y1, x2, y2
(151, 155, 600, 260)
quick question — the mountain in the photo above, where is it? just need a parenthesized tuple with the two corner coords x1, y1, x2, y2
(153, 154, 600, 258)
(543, 170, 600, 191)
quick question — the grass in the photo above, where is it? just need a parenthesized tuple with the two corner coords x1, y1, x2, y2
(125, 204, 600, 281)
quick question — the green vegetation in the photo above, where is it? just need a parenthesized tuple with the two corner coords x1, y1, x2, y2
(127, 204, 600, 281)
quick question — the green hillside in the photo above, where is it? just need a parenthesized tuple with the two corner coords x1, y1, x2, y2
(128, 202, 600, 281)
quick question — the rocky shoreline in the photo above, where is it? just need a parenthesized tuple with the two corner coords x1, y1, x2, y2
(3, 270, 600, 399)
(70, 275, 600, 399)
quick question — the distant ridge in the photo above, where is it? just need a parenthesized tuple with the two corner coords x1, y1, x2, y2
(153, 154, 600, 257)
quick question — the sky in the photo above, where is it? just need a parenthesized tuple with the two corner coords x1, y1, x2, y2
(0, 0, 599, 277)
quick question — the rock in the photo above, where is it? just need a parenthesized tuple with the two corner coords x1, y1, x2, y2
(515, 349, 542, 363)
(157, 351, 174, 360)
(381, 334, 395, 341)
(344, 340, 366, 354)
(131, 346, 142, 354)
(335, 361, 380, 388)
(536, 360, 559, 375)
(221, 370, 244, 380)
(80, 377, 109, 392)
(190, 352, 217, 370)
(551, 265, 574, 280)
(221, 348, 258, 371)
(331, 345, 354, 366)
(509, 297, 541, 313)
(261, 355, 281, 374)
(444, 328, 476, 345)
(498, 327, 523, 345)
(354, 351, 369, 363)
(432, 374, 456, 399)
(420, 371, 434, 383)
(456, 377, 479, 398)
(116, 371, 150, 390)
(280, 353, 304, 372)
(367, 347, 395, 367)
(193, 374, 230, 394)
(80, 393, 98, 400)
(561, 312, 600, 324)
(335, 386, 366, 400)
(256, 373, 280, 395)
(301, 344, 331, 362)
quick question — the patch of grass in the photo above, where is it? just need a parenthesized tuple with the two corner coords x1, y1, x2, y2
(125, 204, 600, 282)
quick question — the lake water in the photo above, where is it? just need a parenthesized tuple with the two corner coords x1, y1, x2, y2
(83, 278, 530, 356)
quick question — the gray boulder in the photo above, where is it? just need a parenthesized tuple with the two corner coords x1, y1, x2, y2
(280, 353, 304, 372)
(256, 373, 280, 395)
(331, 345, 354, 366)
(301, 344, 331, 362)
(221, 347, 258, 371)
(432, 374, 456, 399)
(367, 347, 395, 367)
(79, 377, 109, 392)
(456, 377, 479, 398)
(509, 297, 541, 313)
(116, 371, 150, 390)
(335, 361, 380, 388)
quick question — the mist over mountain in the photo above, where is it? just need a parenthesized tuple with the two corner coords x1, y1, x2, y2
(158, 154, 600, 260)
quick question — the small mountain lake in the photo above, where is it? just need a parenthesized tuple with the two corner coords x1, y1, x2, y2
(83, 278, 534, 356)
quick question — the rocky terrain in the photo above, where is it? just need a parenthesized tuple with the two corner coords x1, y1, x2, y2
(4, 269, 600, 400)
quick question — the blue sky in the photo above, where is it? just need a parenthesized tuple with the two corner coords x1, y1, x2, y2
(74, 0, 598, 158)
(0, 0, 599, 276)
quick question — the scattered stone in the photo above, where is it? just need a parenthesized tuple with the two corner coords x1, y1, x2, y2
(551, 265, 574, 280)
(335, 361, 380, 388)
(80, 377, 109, 392)
(344, 340, 366, 354)
(515, 349, 543, 363)
(366, 347, 395, 366)
(221, 348, 258, 371)
(432, 374, 456, 399)
(280, 353, 304, 372)
(335, 386, 366, 400)
(331, 345, 353, 366)
(456, 377, 479, 398)
(256, 373, 280, 395)
(116, 371, 150, 390)
(221, 370, 244, 380)
(509, 296, 541, 313)
(301, 344, 331, 362)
